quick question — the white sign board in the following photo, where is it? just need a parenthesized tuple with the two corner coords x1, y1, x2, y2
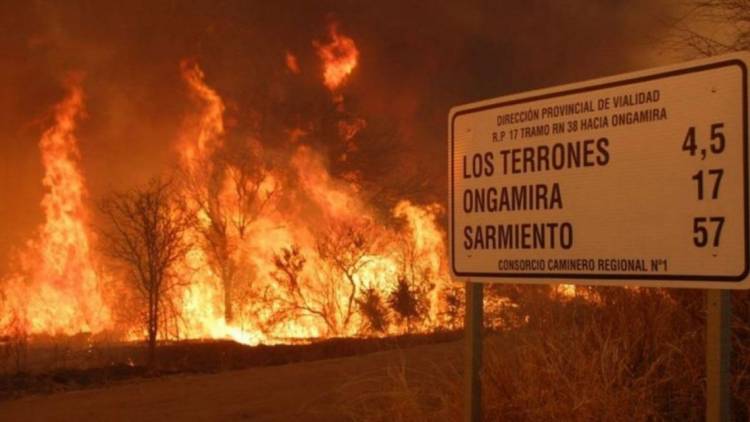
(449, 53, 750, 289)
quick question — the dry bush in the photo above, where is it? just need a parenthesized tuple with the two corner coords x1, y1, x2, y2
(388, 276, 426, 332)
(358, 287, 390, 335)
(0, 312, 28, 373)
(439, 285, 465, 330)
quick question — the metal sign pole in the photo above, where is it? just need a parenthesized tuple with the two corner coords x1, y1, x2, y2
(464, 281, 483, 422)
(706, 289, 731, 421)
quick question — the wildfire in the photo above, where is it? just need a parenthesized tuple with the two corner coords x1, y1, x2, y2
(1, 75, 111, 336)
(314, 24, 359, 91)
(1, 26, 456, 348)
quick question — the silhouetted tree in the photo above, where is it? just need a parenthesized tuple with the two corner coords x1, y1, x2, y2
(316, 221, 373, 333)
(99, 178, 193, 367)
(267, 220, 375, 337)
(269, 245, 337, 334)
(388, 276, 424, 332)
(670, 1, 750, 55)
(187, 143, 276, 323)
(357, 287, 390, 334)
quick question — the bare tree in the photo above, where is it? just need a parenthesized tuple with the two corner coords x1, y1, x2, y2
(316, 221, 373, 332)
(266, 221, 374, 337)
(99, 178, 193, 367)
(669, 1, 750, 55)
(268, 245, 339, 334)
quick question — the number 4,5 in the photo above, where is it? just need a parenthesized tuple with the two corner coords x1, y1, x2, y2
(682, 123, 726, 157)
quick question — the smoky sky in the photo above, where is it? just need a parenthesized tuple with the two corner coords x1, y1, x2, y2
(0, 0, 673, 264)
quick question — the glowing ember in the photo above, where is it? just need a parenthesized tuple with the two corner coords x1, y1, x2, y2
(337, 117, 366, 161)
(285, 51, 301, 74)
(314, 24, 359, 91)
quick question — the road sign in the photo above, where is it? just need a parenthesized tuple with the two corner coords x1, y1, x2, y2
(449, 52, 750, 289)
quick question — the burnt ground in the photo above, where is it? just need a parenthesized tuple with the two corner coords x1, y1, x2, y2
(0, 331, 460, 401)
(0, 333, 464, 421)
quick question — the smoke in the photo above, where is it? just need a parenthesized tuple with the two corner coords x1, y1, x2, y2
(0, 0, 672, 263)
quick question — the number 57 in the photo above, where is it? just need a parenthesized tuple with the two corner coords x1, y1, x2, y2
(693, 217, 725, 247)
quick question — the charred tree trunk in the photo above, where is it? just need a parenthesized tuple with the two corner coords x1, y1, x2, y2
(224, 271, 233, 323)
(220, 262, 234, 323)
(147, 287, 158, 369)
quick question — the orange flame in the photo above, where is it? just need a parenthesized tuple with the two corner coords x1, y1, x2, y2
(2, 75, 111, 336)
(285, 51, 301, 74)
(173, 61, 266, 345)
(2, 46, 455, 346)
(178, 59, 225, 172)
(169, 61, 452, 342)
(314, 24, 359, 91)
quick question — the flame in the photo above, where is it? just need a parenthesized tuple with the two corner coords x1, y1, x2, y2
(173, 61, 265, 345)
(1, 28, 456, 347)
(1, 75, 111, 336)
(285, 51, 301, 74)
(337, 117, 366, 161)
(393, 201, 449, 323)
(314, 24, 359, 91)
(178, 59, 225, 172)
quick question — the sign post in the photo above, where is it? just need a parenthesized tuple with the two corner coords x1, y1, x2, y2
(464, 282, 483, 422)
(706, 289, 731, 421)
(449, 52, 750, 421)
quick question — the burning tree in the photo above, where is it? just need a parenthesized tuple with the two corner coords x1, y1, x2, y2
(315, 220, 374, 333)
(266, 220, 376, 338)
(178, 60, 278, 327)
(188, 145, 276, 323)
(268, 245, 333, 333)
(99, 179, 193, 366)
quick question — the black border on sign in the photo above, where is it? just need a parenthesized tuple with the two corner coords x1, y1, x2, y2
(450, 59, 749, 282)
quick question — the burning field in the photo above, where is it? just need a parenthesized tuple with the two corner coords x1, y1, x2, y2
(0, 20, 461, 354)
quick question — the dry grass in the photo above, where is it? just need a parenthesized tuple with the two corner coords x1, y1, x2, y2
(482, 289, 704, 421)
(336, 353, 462, 421)
(349, 288, 750, 421)
(0, 331, 461, 400)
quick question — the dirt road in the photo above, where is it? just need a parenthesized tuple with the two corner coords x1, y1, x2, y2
(0, 340, 461, 421)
